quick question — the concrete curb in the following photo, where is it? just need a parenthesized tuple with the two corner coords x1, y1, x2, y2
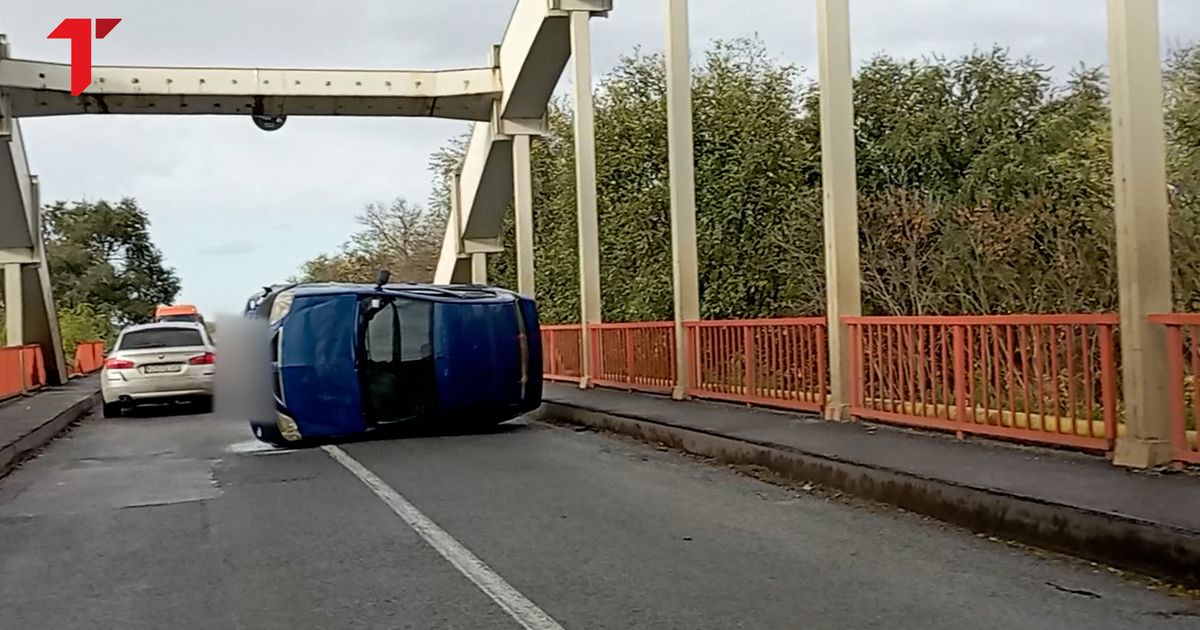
(534, 401, 1200, 589)
(0, 392, 99, 479)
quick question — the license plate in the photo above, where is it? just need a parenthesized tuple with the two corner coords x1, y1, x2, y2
(143, 363, 183, 374)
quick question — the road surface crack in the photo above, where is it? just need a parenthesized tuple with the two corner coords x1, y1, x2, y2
(1045, 581, 1102, 598)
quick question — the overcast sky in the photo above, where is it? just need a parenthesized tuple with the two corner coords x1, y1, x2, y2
(4, 1, 1199, 317)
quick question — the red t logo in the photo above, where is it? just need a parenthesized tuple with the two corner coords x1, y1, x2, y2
(48, 18, 121, 96)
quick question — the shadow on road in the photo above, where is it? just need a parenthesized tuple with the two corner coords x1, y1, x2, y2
(234, 416, 535, 452)
(117, 402, 212, 419)
(322, 418, 531, 447)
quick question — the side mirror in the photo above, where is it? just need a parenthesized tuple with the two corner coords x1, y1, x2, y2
(375, 269, 391, 289)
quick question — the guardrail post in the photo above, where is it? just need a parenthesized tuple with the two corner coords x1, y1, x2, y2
(16, 345, 27, 395)
(624, 329, 635, 386)
(953, 325, 967, 439)
(818, 324, 829, 410)
(1162, 323, 1185, 463)
(845, 322, 857, 413)
(743, 326, 756, 397)
(685, 323, 698, 397)
(1099, 324, 1119, 449)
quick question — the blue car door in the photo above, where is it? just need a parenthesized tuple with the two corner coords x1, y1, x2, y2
(278, 294, 364, 438)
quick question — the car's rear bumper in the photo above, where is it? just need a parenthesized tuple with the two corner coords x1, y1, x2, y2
(102, 374, 214, 404)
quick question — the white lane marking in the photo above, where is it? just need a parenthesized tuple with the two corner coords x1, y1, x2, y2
(226, 439, 296, 455)
(322, 445, 566, 630)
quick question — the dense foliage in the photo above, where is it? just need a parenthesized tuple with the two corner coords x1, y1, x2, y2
(43, 198, 181, 327)
(2, 198, 178, 356)
(485, 40, 1200, 323)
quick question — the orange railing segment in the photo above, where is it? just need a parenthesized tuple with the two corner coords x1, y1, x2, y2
(542, 325, 584, 383)
(19, 345, 47, 390)
(1, 344, 48, 402)
(589, 322, 676, 394)
(845, 316, 1119, 452)
(70, 340, 106, 375)
(1149, 314, 1200, 464)
(0, 346, 22, 401)
(686, 318, 828, 412)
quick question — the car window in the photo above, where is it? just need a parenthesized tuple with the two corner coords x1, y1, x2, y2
(396, 299, 433, 361)
(365, 301, 397, 363)
(157, 314, 198, 323)
(118, 328, 205, 350)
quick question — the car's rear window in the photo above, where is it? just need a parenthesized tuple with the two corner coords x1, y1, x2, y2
(157, 314, 199, 323)
(119, 328, 205, 350)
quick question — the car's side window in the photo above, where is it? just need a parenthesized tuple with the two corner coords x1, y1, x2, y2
(365, 301, 397, 364)
(395, 299, 433, 362)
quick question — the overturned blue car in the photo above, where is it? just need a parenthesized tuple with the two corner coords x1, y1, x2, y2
(242, 277, 542, 446)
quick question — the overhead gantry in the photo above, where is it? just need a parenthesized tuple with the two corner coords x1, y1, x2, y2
(0, 0, 612, 385)
(0, 58, 501, 121)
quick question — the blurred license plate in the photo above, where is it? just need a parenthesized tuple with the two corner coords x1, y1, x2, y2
(144, 364, 182, 374)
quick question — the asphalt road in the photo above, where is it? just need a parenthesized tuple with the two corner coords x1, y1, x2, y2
(0, 406, 1196, 629)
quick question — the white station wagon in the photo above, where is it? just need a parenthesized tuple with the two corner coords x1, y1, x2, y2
(100, 322, 216, 417)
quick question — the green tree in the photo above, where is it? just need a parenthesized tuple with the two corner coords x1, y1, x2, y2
(296, 197, 447, 283)
(443, 39, 1200, 321)
(43, 198, 181, 326)
(57, 303, 115, 357)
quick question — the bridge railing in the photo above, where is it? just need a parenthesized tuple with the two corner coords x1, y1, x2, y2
(69, 340, 106, 376)
(542, 325, 585, 384)
(686, 318, 827, 412)
(1149, 314, 1200, 465)
(1, 344, 48, 401)
(845, 315, 1119, 452)
(589, 322, 676, 394)
(541, 314, 1200, 465)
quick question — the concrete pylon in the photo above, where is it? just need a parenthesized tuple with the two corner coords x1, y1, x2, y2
(1107, 0, 1173, 468)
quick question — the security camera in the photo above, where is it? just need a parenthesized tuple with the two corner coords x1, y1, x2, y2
(252, 114, 287, 132)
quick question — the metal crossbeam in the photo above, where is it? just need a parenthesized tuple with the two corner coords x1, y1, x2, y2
(0, 58, 500, 121)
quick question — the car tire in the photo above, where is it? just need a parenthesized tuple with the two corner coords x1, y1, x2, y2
(102, 401, 122, 418)
(196, 397, 215, 415)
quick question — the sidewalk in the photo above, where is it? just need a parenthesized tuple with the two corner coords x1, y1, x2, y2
(537, 383, 1200, 587)
(0, 376, 100, 478)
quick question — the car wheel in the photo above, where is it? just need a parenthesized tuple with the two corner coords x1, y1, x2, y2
(196, 397, 215, 414)
(102, 402, 123, 418)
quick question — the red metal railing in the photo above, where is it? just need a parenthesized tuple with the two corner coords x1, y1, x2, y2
(20, 345, 47, 390)
(70, 340, 106, 375)
(1148, 314, 1200, 464)
(542, 325, 585, 383)
(845, 315, 1119, 451)
(589, 322, 676, 394)
(0, 346, 22, 401)
(1, 344, 48, 402)
(686, 318, 828, 412)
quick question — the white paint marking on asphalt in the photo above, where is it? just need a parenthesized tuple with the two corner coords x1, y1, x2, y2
(226, 439, 297, 455)
(322, 445, 566, 630)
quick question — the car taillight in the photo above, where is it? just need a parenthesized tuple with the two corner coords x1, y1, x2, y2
(189, 352, 216, 365)
(104, 358, 134, 370)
